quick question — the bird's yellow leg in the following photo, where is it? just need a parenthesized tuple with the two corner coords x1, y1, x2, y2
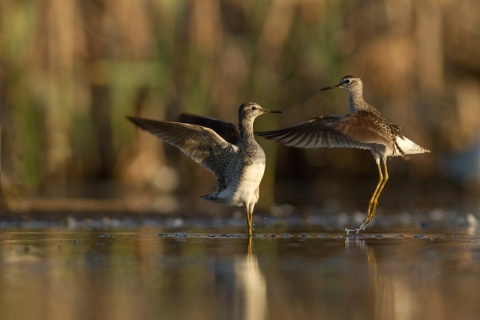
(367, 162, 384, 212)
(346, 161, 388, 234)
(246, 211, 253, 237)
(365, 162, 389, 227)
(375, 162, 389, 206)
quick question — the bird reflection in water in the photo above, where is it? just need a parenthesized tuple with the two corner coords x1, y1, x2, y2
(345, 238, 415, 319)
(214, 237, 267, 320)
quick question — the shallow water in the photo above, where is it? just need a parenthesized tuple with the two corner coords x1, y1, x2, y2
(1, 227, 479, 320)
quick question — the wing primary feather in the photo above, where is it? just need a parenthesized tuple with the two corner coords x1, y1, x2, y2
(127, 116, 239, 180)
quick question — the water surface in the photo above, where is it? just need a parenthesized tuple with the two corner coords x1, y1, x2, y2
(0, 228, 479, 320)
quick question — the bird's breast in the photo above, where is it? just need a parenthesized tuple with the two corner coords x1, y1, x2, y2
(229, 161, 266, 205)
(240, 161, 266, 185)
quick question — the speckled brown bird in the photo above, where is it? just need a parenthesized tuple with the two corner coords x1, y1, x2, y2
(128, 102, 281, 237)
(257, 75, 429, 234)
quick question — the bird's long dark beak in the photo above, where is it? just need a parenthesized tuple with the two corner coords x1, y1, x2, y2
(265, 109, 282, 114)
(319, 83, 340, 91)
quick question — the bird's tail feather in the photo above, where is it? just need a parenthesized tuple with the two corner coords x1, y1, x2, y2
(395, 135, 430, 155)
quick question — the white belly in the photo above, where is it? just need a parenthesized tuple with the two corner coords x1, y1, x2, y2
(220, 162, 265, 207)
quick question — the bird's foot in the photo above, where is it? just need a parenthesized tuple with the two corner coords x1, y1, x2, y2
(345, 222, 368, 235)
(345, 227, 361, 235)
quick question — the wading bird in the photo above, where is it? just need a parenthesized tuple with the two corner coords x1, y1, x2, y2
(128, 102, 281, 237)
(257, 75, 429, 233)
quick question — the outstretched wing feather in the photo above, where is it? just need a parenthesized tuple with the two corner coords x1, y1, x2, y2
(257, 115, 372, 150)
(177, 114, 239, 145)
(127, 116, 238, 189)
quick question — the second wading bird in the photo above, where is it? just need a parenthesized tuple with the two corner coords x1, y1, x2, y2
(127, 102, 281, 237)
(257, 75, 429, 234)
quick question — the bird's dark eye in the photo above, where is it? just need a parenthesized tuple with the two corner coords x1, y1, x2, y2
(251, 106, 257, 110)
(344, 79, 351, 84)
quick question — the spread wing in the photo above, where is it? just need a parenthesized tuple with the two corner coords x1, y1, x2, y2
(331, 111, 393, 146)
(177, 114, 239, 145)
(256, 114, 373, 150)
(127, 116, 239, 189)
(256, 111, 398, 149)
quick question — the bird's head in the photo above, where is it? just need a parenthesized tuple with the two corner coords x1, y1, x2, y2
(320, 75, 363, 94)
(238, 102, 282, 120)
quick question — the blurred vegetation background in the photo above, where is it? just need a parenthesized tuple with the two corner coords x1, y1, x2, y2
(0, 0, 479, 215)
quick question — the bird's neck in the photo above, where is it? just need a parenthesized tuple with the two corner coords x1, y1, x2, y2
(348, 91, 368, 112)
(238, 120, 255, 143)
